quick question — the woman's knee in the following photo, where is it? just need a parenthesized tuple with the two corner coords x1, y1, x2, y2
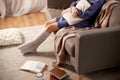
(45, 18, 56, 27)
(45, 21, 50, 27)
(45, 24, 59, 33)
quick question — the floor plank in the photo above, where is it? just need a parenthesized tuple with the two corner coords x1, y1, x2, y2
(0, 12, 47, 30)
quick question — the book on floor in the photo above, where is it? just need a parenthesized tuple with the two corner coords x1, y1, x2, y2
(49, 67, 67, 80)
(20, 60, 47, 73)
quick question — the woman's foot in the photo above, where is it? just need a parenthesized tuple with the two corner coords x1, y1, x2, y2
(20, 48, 36, 54)
(19, 44, 37, 54)
(18, 41, 34, 50)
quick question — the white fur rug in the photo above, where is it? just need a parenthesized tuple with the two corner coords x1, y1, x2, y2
(0, 28, 23, 46)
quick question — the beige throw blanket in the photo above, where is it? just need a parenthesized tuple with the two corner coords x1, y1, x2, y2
(54, 0, 120, 65)
(95, 0, 120, 28)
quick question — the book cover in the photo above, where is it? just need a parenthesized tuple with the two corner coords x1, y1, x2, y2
(20, 60, 47, 73)
(50, 67, 67, 80)
(50, 74, 59, 80)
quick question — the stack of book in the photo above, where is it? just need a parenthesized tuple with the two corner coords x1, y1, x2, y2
(49, 67, 67, 80)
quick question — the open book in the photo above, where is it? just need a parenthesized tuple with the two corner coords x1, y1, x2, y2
(50, 67, 67, 80)
(20, 60, 47, 73)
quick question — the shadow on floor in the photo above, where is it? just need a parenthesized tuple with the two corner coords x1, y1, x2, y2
(23, 51, 56, 59)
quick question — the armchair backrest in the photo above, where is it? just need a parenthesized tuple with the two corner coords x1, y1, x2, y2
(109, 5, 120, 27)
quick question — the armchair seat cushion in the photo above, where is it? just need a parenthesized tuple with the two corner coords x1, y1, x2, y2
(65, 37, 75, 57)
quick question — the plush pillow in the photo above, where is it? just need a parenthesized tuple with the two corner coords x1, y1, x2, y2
(62, 0, 91, 25)
(0, 28, 23, 46)
(76, 0, 91, 12)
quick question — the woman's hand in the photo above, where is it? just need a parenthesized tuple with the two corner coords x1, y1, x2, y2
(71, 7, 78, 18)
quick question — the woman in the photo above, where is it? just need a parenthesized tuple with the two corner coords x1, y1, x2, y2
(18, 0, 105, 53)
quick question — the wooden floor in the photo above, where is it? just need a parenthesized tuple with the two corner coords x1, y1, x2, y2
(0, 12, 47, 30)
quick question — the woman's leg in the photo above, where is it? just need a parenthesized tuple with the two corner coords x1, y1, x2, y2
(18, 20, 59, 53)
(45, 18, 56, 26)
(45, 23, 59, 33)
(18, 28, 50, 53)
(18, 15, 69, 54)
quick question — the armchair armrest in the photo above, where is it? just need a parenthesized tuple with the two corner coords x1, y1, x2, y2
(74, 26, 120, 74)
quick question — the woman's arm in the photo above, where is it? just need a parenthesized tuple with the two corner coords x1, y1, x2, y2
(77, 0, 105, 19)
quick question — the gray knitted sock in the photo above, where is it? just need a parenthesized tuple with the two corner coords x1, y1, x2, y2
(20, 44, 38, 53)
(18, 28, 50, 53)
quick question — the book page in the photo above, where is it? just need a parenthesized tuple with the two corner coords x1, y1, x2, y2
(20, 61, 47, 73)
